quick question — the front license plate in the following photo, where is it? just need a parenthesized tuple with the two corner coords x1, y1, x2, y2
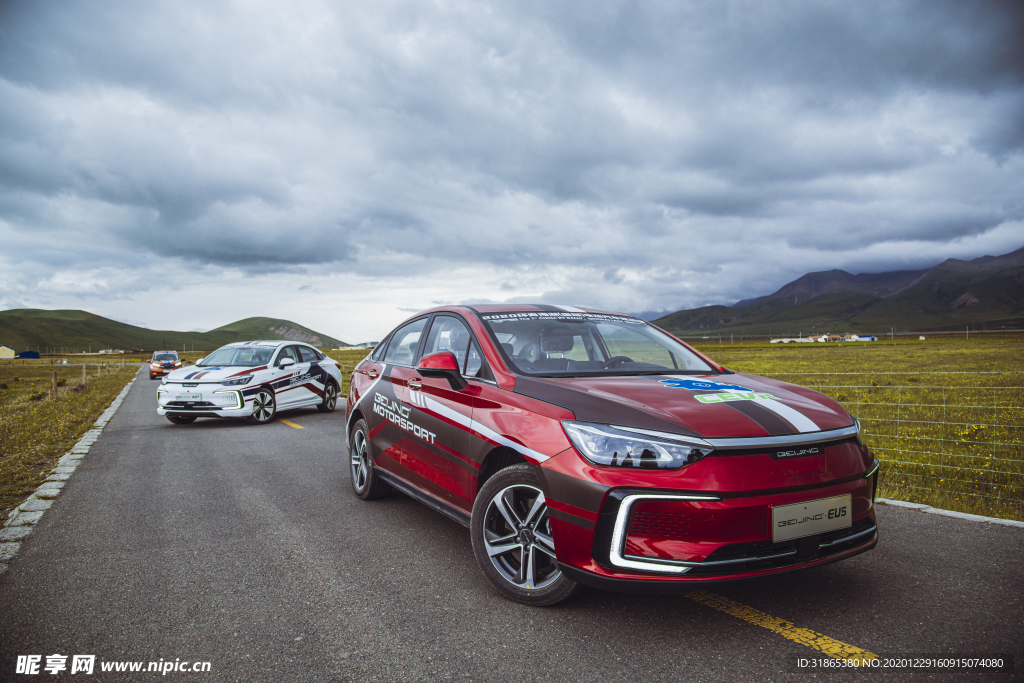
(772, 494, 851, 542)
(175, 393, 202, 402)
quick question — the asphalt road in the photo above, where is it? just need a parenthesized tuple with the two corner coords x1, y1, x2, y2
(0, 369, 1021, 682)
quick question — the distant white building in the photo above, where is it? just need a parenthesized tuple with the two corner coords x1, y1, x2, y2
(0, 344, 14, 359)
(856, 335, 877, 341)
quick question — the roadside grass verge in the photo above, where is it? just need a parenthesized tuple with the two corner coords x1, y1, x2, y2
(324, 348, 372, 397)
(696, 338, 1024, 521)
(0, 364, 137, 517)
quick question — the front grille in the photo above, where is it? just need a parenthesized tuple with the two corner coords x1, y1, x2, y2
(166, 401, 221, 411)
(628, 510, 690, 539)
(683, 517, 876, 576)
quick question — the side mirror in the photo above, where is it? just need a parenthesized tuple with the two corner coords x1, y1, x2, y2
(416, 351, 467, 391)
(279, 357, 295, 368)
(195, 358, 205, 365)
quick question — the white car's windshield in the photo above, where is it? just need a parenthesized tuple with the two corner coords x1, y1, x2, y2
(479, 312, 714, 376)
(198, 346, 274, 367)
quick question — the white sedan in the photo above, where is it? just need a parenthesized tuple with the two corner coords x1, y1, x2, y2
(157, 340, 343, 425)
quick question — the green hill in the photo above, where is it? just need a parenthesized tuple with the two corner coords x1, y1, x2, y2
(654, 245, 1024, 336)
(210, 317, 345, 348)
(0, 309, 349, 354)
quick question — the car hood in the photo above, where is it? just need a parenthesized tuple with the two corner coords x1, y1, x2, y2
(513, 373, 853, 439)
(165, 365, 267, 382)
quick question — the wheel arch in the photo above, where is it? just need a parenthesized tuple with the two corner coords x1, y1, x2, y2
(347, 407, 365, 436)
(475, 446, 530, 499)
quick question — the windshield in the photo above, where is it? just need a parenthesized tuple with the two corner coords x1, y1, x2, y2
(198, 346, 275, 367)
(153, 353, 177, 361)
(479, 312, 714, 376)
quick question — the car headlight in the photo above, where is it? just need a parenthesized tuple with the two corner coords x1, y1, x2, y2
(220, 375, 253, 386)
(562, 421, 713, 469)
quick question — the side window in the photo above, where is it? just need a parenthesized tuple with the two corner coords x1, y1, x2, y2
(371, 336, 389, 361)
(277, 346, 300, 364)
(298, 346, 319, 363)
(464, 339, 493, 380)
(383, 318, 428, 366)
(423, 316, 472, 370)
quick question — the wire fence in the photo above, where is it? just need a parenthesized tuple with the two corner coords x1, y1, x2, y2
(760, 372, 1024, 520)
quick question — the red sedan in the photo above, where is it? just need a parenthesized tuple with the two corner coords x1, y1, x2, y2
(345, 305, 878, 606)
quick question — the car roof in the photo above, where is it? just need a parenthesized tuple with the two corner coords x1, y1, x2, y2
(413, 304, 634, 318)
(466, 304, 625, 315)
(220, 340, 316, 349)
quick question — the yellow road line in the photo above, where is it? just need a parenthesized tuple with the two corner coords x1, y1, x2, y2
(686, 590, 877, 663)
(279, 419, 304, 429)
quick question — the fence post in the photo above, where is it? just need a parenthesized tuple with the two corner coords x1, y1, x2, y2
(96, 364, 100, 378)
(51, 371, 57, 399)
(896, 385, 902, 460)
(82, 364, 86, 384)
(993, 390, 998, 481)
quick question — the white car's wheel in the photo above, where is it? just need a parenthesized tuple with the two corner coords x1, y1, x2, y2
(246, 388, 276, 425)
(317, 381, 338, 413)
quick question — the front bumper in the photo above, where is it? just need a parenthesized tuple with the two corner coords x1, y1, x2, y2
(559, 531, 878, 593)
(549, 474, 878, 587)
(157, 384, 250, 418)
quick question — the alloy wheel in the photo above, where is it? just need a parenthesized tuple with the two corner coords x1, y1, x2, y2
(248, 389, 276, 424)
(350, 428, 370, 492)
(319, 382, 338, 412)
(481, 484, 560, 590)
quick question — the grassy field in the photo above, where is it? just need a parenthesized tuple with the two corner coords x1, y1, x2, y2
(693, 336, 1024, 521)
(323, 348, 373, 397)
(5, 340, 1019, 521)
(0, 361, 137, 517)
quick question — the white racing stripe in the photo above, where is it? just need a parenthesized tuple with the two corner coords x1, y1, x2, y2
(751, 397, 820, 433)
(420, 394, 551, 463)
(553, 304, 586, 312)
(662, 374, 821, 434)
(348, 363, 388, 431)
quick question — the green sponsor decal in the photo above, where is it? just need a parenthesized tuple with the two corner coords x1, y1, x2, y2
(695, 391, 781, 404)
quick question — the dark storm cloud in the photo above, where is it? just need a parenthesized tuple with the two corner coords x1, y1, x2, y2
(0, 0, 1022, 320)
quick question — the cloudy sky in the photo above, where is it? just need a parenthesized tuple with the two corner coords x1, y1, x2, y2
(1, 0, 1022, 342)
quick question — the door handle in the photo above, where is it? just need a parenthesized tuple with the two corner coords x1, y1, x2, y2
(408, 379, 422, 390)
(367, 370, 379, 379)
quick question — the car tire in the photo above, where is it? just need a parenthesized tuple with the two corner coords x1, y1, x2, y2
(471, 463, 580, 606)
(317, 381, 339, 413)
(150, 374, 157, 380)
(166, 415, 196, 425)
(349, 419, 392, 500)
(246, 387, 277, 425)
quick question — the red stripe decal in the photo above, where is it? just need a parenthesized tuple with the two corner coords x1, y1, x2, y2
(546, 498, 599, 522)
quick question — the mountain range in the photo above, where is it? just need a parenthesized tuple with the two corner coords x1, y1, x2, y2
(0, 309, 349, 353)
(653, 245, 1024, 336)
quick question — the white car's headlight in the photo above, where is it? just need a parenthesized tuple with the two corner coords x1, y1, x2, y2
(562, 421, 713, 470)
(220, 376, 253, 386)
